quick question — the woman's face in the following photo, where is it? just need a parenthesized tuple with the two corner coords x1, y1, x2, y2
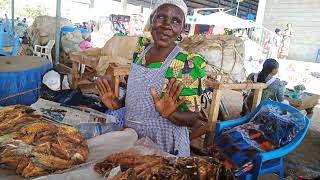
(271, 68, 279, 76)
(151, 4, 185, 48)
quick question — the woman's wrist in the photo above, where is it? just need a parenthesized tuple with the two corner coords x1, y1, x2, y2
(110, 97, 122, 110)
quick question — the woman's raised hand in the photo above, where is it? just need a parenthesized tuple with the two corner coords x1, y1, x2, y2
(96, 77, 117, 110)
(150, 78, 185, 119)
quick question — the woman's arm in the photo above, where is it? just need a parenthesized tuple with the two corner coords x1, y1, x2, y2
(168, 111, 206, 127)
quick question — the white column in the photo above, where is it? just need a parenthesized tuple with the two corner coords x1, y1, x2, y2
(11, 0, 14, 34)
(55, 0, 62, 64)
(121, 0, 127, 14)
(256, 0, 267, 26)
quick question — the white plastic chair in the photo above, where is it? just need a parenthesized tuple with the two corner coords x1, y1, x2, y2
(33, 40, 55, 63)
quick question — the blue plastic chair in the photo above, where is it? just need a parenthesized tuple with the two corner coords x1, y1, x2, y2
(0, 24, 20, 56)
(215, 100, 310, 180)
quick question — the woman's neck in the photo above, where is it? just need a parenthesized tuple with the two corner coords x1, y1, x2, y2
(146, 43, 176, 63)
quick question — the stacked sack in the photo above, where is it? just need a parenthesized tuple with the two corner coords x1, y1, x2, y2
(180, 35, 246, 83)
(26, 16, 72, 46)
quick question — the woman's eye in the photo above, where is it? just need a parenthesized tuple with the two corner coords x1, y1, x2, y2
(158, 15, 165, 20)
(172, 19, 181, 25)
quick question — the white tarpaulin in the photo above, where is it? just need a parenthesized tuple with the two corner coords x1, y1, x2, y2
(189, 12, 255, 29)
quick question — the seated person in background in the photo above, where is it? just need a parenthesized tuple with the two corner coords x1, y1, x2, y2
(242, 58, 288, 115)
(80, 33, 92, 51)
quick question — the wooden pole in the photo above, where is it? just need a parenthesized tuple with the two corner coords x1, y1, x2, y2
(11, 0, 14, 34)
(55, 0, 62, 64)
(236, 1, 240, 17)
(204, 89, 222, 147)
(121, 0, 127, 14)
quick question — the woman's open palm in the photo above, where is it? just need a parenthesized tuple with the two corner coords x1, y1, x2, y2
(96, 77, 117, 109)
(150, 78, 184, 118)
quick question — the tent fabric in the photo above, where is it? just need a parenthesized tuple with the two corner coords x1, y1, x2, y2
(0, 57, 52, 106)
(188, 12, 255, 29)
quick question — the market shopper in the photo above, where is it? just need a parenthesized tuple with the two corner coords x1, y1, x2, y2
(242, 58, 288, 115)
(266, 28, 282, 59)
(96, 0, 207, 157)
(280, 23, 294, 59)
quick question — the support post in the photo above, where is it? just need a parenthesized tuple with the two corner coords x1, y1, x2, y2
(55, 0, 62, 64)
(252, 88, 263, 110)
(236, 1, 240, 17)
(256, 0, 267, 26)
(11, 0, 14, 34)
(204, 89, 222, 147)
(121, 0, 127, 14)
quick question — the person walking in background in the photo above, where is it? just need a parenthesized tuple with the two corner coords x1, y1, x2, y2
(280, 23, 294, 59)
(267, 28, 282, 59)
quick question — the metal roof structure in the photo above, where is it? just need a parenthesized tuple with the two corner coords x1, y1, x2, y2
(114, 0, 259, 18)
(8, 0, 259, 63)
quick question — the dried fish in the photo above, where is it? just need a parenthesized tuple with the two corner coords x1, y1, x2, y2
(94, 152, 234, 180)
(0, 105, 89, 177)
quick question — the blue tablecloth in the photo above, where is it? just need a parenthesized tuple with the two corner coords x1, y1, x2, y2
(0, 56, 52, 106)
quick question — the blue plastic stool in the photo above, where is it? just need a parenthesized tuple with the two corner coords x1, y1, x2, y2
(316, 49, 320, 63)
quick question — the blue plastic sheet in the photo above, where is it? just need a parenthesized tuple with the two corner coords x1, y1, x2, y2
(0, 62, 52, 106)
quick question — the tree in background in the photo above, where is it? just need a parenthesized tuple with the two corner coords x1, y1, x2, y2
(0, 0, 10, 12)
(17, 4, 48, 18)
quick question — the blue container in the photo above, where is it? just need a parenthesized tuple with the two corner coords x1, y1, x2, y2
(61, 26, 89, 34)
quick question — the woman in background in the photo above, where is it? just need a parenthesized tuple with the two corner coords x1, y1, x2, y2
(280, 23, 294, 59)
(242, 58, 288, 115)
(267, 28, 282, 59)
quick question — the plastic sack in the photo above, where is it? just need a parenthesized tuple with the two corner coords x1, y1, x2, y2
(42, 69, 70, 91)
(248, 104, 306, 147)
(75, 122, 123, 139)
(180, 35, 246, 83)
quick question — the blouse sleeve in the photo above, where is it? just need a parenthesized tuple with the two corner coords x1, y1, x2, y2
(163, 52, 206, 113)
(275, 80, 285, 102)
(132, 36, 151, 64)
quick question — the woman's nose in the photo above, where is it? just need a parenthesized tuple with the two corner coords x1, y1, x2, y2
(161, 18, 172, 29)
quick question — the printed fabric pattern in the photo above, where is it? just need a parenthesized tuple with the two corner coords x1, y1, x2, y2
(133, 37, 206, 112)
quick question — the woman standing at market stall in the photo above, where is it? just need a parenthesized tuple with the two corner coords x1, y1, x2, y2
(280, 23, 294, 59)
(96, 0, 207, 157)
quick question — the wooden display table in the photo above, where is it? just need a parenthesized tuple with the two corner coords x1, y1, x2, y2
(69, 53, 130, 96)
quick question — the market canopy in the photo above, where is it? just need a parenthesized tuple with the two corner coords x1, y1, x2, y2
(187, 11, 255, 29)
